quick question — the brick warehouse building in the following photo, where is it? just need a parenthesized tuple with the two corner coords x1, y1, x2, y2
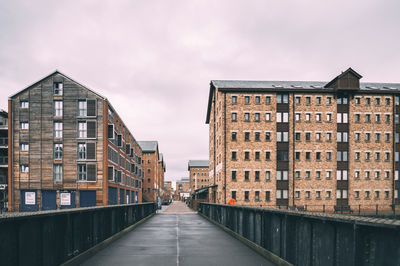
(8, 71, 143, 211)
(188, 160, 209, 193)
(206, 68, 400, 212)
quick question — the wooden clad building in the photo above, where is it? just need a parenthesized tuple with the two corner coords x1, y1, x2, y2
(8, 71, 143, 211)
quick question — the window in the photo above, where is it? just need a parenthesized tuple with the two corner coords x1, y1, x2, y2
(305, 191, 310, 199)
(366, 98, 371, 105)
(78, 164, 86, 181)
(375, 98, 380, 106)
(365, 171, 370, 180)
(231, 132, 237, 141)
(326, 133, 332, 141)
(277, 150, 288, 161)
(78, 122, 87, 138)
(336, 170, 348, 180)
(78, 143, 86, 159)
(255, 151, 260, 161)
(54, 82, 63, 95)
(305, 132, 311, 141)
(265, 191, 271, 201)
(232, 113, 237, 122)
(327, 152, 331, 161)
(295, 152, 300, 160)
(337, 113, 348, 123)
(255, 96, 260, 104)
(276, 112, 288, 123)
(385, 171, 390, 180)
(326, 171, 332, 179)
(316, 191, 321, 199)
(231, 151, 237, 161)
(295, 133, 301, 141)
(276, 171, 288, 180)
(244, 151, 250, 160)
(20, 122, 29, 130)
(295, 171, 300, 179)
(244, 113, 250, 122)
(354, 133, 360, 142)
(375, 171, 380, 180)
(365, 114, 371, 123)
(337, 96, 348, 104)
(316, 113, 321, 122)
(305, 113, 311, 122)
(20, 164, 29, 173)
(306, 152, 311, 160)
(365, 152, 370, 161)
(255, 113, 260, 122)
(265, 132, 271, 141)
(375, 152, 380, 161)
(277, 132, 288, 142)
(244, 96, 250, 104)
(20, 101, 29, 108)
(78, 164, 96, 181)
(355, 98, 361, 105)
(265, 113, 271, 121)
(244, 191, 249, 201)
(266, 171, 271, 181)
(305, 171, 310, 179)
(336, 189, 348, 199)
(78, 143, 96, 160)
(385, 191, 390, 199)
(397, 133, 400, 143)
(316, 152, 321, 161)
(337, 132, 348, 142)
(355, 114, 360, 123)
(295, 113, 300, 122)
(355, 191, 360, 199)
(255, 132, 260, 141)
(255, 191, 260, 201)
(326, 113, 332, 122)
(255, 171, 260, 181)
(316, 171, 321, 179)
(396, 96, 400, 105)
(375, 133, 380, 142)
(355, 171, 360, 179)
(265, 96, 271, 104)
(385, 133, 390, 142)
(295, 97, 301, 104)
(232, 171, 237, 181)
(337, 151, 348, 161)
(20, 143, 29, 151)
(327, 97, 332, 105)
(53, 164, 62, 182)
(386, 115, 390, 124)
(385, 152, 390, 161)
(365, 133, 370, 142)
(306, 97, 311, 105)
(231, 191, 236, 200)
(245, 171, 249, 181)
(78, 100, 87, 116)
(355, 152, 360, 161)
(78, 121, 96, 138)
(265, 151, 271, 161)
(365, 191, 370, 199)
(316, 97, 321, 105)
(232, 96, 237, 104)
(54, 101, 63, 117)
(295, 191, 300, 199)
(326, 191, 331, 199)
(375, 114, 380, 123)
(244, 132, 250, 141)
(385, 98, 391, 106)
(54, 122, 62, 138)
(54, 143, 63, 159)
(396, 114, 400, 124)
(277, 94, 289, 104)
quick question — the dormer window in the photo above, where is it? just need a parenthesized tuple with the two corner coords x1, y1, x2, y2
(54, 82, 63, 95)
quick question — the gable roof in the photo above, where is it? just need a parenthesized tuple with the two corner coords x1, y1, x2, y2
(188, 160, 209, 170)
(324, 67, 363, 88)
(138, 141, 158, 153)
(9, 70, 106, 100)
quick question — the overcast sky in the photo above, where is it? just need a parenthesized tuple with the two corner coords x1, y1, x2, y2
(1, 0, 399, 182)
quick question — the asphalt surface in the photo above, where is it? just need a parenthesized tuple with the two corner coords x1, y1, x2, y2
(82, 201, 274, 266)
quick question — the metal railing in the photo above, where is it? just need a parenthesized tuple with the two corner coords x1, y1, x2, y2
(0, 203, 156, 265)
(199, 203, 400, 266)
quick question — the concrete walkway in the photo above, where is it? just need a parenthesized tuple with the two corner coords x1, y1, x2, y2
(82, 202, 274, 266)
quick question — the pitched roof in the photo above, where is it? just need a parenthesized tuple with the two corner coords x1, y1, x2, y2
(188, 160, 209, 170)
(137, 141, 158, 153)
(206, 68, 400, 124)
(9, 70, 106, 100)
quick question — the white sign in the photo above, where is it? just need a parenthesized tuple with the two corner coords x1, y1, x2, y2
(126, 195, 129, 204)
(0, 184, 6, 190)
(60, 192, 71, 205)
(25, 192, 36, 205)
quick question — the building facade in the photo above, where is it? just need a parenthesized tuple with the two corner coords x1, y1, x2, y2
(139, 141, 166, 202)
(176, 177, 190, 200)
(0, 110, 8, 209)
(206, 68, 400, 212)
(8, 71, 143, 211)
(188, 160, 209, 193)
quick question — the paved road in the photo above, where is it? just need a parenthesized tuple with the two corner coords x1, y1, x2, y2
(82, 201, 274, 266)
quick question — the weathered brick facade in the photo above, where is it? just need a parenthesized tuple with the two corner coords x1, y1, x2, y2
(206, 68, 400, 212)
(188, 160, 209, 193)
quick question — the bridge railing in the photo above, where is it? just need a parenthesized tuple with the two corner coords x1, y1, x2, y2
(0, 203, 156, 266)
(199, 203, 400, 266)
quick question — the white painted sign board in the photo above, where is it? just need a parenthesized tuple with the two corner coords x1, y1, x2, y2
(60, 192, 71, 205)
(25, 192, 36, 205)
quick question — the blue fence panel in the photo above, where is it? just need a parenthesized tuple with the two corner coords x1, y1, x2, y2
(60, 191, 76, 209)
(131, 191, 135, 203)
(41, 190, 57, 210)
(120, 189, 124, 204)
(108, 187, 117, 205)
(80, 190, 96, 207)
(20, 190, 38, 212)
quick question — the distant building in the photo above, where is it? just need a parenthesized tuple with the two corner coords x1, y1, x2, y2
(206, 68, 400, 211)
(176, 177, 190, 200)
(139, 141, 166, 202)
(8, 71, 143, 211)
(0, 110, 8, 210)
(188, 160, 209, 193)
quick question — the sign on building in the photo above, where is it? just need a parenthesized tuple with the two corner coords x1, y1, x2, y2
(25, 192, 36, 205)
(60, 192, 71, 205)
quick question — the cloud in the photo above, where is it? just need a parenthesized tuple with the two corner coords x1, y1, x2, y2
(0, 0, 399, 180)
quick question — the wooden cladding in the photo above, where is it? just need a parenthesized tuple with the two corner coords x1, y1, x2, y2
(87, 99, 96, 117)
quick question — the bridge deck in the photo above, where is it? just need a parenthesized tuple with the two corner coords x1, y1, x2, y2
(82, 201, 274, 266)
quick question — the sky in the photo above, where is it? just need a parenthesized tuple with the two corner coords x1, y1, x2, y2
(0, 0, 399, 182)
